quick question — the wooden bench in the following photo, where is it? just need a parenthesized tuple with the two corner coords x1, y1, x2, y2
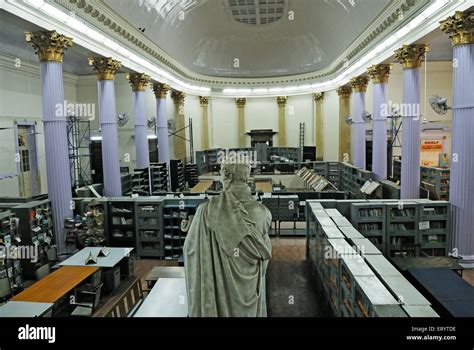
(105, 277, 144, 317)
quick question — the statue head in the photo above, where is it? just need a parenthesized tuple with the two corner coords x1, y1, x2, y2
(219, 153, 251, 190)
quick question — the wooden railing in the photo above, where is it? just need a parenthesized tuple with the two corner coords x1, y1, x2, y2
(105, 277, 144, 317)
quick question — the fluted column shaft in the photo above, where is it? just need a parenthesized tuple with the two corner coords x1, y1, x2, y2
(450, 44, 474, 260)
(172, 91, 186, 162)
(277, 97, 287, 146)
(314, 93, 324, 160)
(40, 62, 73, 253)
(353, 91, 366, 168)
(337, 86, 352, 162)
(200, 97, 209, 149)
(133, 91, 149, 169)
(156, 97, 170, 166)
(400, 68, 421, 199)
(372, 82, 388, 180)
(98, 79, 122, 196)
(236, 98, 246, 147)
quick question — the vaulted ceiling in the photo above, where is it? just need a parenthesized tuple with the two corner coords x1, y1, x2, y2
(104, 0, 391, 78)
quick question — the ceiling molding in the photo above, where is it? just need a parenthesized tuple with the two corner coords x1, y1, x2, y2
(54, 0, 430, 87)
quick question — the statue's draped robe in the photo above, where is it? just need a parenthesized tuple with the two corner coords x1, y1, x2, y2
(183, 183, 272, 317)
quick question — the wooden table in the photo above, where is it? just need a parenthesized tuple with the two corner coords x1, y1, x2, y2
(191, 180, 213, 193)
(256, 181, 272, 193)
(12, 266, 99, 303)
(145, 266, 185, 288)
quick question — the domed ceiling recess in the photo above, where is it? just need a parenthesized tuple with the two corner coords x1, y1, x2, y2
(103, 0, 390, 79)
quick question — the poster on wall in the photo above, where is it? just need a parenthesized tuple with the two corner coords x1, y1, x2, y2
(420, 140, 443, 166)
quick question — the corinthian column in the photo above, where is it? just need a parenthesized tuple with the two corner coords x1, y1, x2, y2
(276, 96, 288, 146)
(88, 57, 122, 197)
(127, 73, 151, 169)
(314, 93, 324, 160)
(337, 85, 352, 162)
(441, 10, 474, 261)
(25, 30, 73, 254)
(367, 64, 392, 180)
(395, 44, 429, 199)
(236, 98, 247, 147)
(350, 75, 369, 169)
(152, 82, 170, 168)
(199, 96, 210, 149)
(171, 90, 186, 162)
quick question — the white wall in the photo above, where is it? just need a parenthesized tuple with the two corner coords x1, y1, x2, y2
(0, 58, 455, 197)
(0, 54, 77, 197)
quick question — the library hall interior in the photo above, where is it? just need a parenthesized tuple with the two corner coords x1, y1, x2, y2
(1, 0, 474, 321)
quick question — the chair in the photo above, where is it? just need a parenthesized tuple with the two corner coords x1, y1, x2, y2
(34, 264, 51, 280)
(70, 283, 103, 317)
(0, 278, 12, 302)
(78, 269, 103, 292)
(46, 246, 60, 270)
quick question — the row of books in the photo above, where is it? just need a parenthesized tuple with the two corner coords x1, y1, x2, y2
(357, 208, 383, 218)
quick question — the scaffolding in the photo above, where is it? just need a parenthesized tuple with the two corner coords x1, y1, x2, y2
(66, 116, 92, 189)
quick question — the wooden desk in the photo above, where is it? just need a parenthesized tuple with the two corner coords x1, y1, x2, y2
(145, 266, 185, 288)
(191, 180, 213, 193)
(256, 181, 272, 193)
(12, 266, 99, 303)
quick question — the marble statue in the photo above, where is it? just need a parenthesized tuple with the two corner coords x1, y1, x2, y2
(183, 154, 272, 317)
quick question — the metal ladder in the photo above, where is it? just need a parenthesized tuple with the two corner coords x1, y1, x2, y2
(299, 122, 305, 162)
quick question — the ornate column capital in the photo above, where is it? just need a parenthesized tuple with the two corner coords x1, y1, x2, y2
(394, 44, 429, 69)
(350, 75, 370, 93)
(127, 73, 150, 92)
(235, 98, 246, 108)
(440, 10, 474, 47)
(367, 64, 392, 84)
(24, 30, 73, 63)
(276, 96, 288, 107)
(313, 92, 324, 103)
(171, 90, 185, 104)
(336, 85, 352, 98)
(88, 57, 121, 80)
(199, 96, 209, 107)
(152, 82, 170, 98)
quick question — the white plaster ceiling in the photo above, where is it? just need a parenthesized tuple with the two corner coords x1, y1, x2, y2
(103, 0, 392, 78)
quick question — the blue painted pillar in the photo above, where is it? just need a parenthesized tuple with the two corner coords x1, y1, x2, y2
(152, 83, 171, 168)
(367, 64, 392, 180)
(25, 30, 73, 254)
(128, 73, 151, 169)
(350, 76, 369, 169)
(89, 57, 122, 197)
(395, 44, 429, 199)
(441, 11, 474, 262)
